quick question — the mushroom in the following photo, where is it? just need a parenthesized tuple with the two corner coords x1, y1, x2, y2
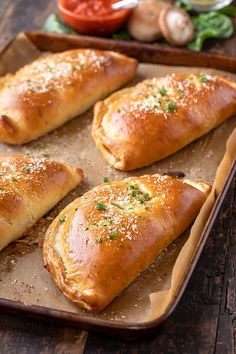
(159, 5, 194, 46)
(128, 0, 166, 42)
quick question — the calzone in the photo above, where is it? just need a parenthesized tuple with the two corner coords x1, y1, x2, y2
(0, 156, 83, 251)
(93, 73, 236, 170)
(0, 49, 137, 144)
(43, 174, 210, 312)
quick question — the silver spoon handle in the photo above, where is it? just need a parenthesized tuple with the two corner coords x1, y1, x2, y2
(112, 0, 138, 10)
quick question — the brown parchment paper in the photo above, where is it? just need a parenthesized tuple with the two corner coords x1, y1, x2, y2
(0, 33, 235, 324)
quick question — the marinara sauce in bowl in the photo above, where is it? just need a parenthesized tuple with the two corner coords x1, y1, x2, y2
(58, 0, 132, 36)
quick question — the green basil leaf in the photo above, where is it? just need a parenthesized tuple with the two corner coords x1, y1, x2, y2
(188, 11, 233, 51)
(42, 13, 76, 35)
(217, 5, 236, 16)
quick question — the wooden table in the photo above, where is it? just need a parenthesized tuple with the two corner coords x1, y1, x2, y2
(0, 1, 235, 353)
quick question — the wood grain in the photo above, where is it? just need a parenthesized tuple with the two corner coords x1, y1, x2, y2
(0, 0, 235, 353)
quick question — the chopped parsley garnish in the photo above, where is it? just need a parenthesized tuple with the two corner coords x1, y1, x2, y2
(109, 220, 113, 225)
(129, 184, 138, 190)
(131, 190, 138, 197)
(96, 231, 118, 243)
(138, 198, 145, 204)
(0, 187, 4, 190)
(96, 202, 107, 211)
(11, 177, 17, 182)
(103, 177, 109, 183)
(58, 216, 66, 223)
(159, 87, 167, 96)
(143, 94, 149, 99)
(166, 101, 176, 112)
(129, 184, 151, 204)
(107, 231, 118, 239)
(199, 75, 208, 84)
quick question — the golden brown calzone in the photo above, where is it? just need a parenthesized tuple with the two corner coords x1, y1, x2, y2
(43, 174, 210, 312)
(0, 156, 83, 250)
(0, 49, 137, 144)
(92, 73, 236, 170)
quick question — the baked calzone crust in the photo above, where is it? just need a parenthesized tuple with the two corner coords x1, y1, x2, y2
(92, 73, 236, 170)
(43, 174, 210, 312)
(0, 49, 137, 144)
(0, 156, 83, 251)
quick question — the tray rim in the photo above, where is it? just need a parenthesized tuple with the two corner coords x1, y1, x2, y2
(26, 31, 236, 74)
(0, 31, 235, 340)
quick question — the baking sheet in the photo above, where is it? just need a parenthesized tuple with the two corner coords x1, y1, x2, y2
(0, 33, 235, 325)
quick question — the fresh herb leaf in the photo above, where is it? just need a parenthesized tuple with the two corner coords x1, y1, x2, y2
(103, 177, 109, 183)
(166, 101, 177, 112)
(42, 13, 76, 34)
(199, 74, 208, 83)
(96, 236, 104, 243)
(131, 190, 138, 197)
(138, 198, 145, 204)
(188, 12, 233, 51)
(107, 231, 118, 239)
(11, 177, 17, 182)
(217, 5, 236, 16)
(159, 87, 167, 96)
(129, 184, 138, 190)
(0, 187, 4, 190)
(58, 216, 66, 223)
(96, 202, 107, 211)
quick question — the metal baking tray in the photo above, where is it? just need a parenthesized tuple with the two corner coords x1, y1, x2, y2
(0, 32, 235, 340)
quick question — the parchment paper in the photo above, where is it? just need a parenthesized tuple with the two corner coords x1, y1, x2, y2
(0, 33, 235, 324)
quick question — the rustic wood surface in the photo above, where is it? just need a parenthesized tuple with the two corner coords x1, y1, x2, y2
(0, 0, 235, 353)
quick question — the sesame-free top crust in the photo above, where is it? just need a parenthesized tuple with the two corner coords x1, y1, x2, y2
(0, 156, 83, 250)
(0, 49, 137, 144)
(92, 73, 236, 170)
(43, 174, 210, 312)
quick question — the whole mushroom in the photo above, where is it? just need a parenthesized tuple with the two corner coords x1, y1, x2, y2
(159, 5, 194, 46)
(128, 0, 166, 42)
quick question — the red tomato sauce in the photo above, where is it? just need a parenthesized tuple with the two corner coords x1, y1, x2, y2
(66, 0, 117, 17)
